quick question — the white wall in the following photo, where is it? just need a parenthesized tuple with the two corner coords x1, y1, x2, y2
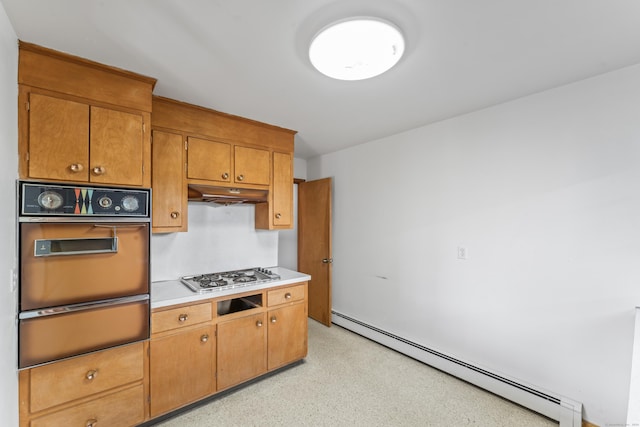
(151, 203, 279, 281)
(627, 308, 640, 423)
(307, 64, 640, 426)
(0, 2, 19, 424)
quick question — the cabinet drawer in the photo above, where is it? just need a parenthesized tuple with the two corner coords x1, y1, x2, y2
(152, 302, 212, 334)
(267, 284, 306, 307)
(30, 384, 144, 427)
(29, 343, 143, 413)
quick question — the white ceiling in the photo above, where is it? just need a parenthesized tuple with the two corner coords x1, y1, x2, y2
(3, 0, 640, 159)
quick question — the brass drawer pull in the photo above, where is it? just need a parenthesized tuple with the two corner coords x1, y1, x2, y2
(275, 213, 282, 219)
(170, 211, 180, 219)
(237, 174, 244, 181)
(284, 293, 292, 300)
(92, 166, 105, 175)
(270, 316, 277, 324)
(85, 369, 98, 381)
(256, 320, 263, 327)
(201, 334, 209, 343)
(222, 172, 229, 180)
(86, 418, 98, 427)
(178, 313, 188, 322)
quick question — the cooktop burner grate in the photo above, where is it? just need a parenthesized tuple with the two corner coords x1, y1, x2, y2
(180, 267, 280, 293)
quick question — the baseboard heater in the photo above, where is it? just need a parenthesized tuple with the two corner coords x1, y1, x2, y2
(332, 310, 582, 427)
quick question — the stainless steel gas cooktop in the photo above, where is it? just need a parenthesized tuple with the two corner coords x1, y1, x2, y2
(180, 267, 280, 293)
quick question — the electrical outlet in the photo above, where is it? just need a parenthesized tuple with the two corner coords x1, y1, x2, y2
(457, 246, 468, 260)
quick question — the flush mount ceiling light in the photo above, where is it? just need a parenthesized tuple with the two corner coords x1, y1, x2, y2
(309, 17, 405, 81)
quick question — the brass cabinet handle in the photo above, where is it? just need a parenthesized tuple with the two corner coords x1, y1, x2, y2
(270, 316, 277, 324)
(170, 211, 180, 219)
(92, 166, 105, 175)
(86, 419, 98, 427)
(275, 213, 282, 219)
(284, 293, 292, 300)
(201, 334, 209, 343)
(178, 313, 188, 322)
(237, 174, 244, 181)
(69, 163, 84, 172)
(256, 320, 263, 327)
(85, 369, 98, 381)
(222, 172, 229, 180)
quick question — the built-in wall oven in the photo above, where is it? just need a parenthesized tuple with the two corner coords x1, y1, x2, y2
(17, 181, 151, 369)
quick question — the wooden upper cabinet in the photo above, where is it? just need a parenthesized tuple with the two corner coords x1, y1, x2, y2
(90, 106, 144, 186)
(18, 42, 155, 187)
(234, 146, 270, 186)
(26, 93, 146, 186)
(28, 93, 90, 182)
(152, 130, 187, 232)
(151, 96, 297, 231)
(255, 151, 293, 230)
(272, 151, 293, 226)
(187, 140, 270, 187)
(186, 136, 232, 183)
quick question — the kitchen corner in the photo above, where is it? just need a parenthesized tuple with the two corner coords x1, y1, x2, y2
(13, 41, 311, 427)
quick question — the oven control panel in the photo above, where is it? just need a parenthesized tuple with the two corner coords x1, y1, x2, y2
(20, 182, 150, 217)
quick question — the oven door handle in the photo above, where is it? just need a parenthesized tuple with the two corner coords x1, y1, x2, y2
(18, 294, 149, 320)
(34, 236, 118, 257)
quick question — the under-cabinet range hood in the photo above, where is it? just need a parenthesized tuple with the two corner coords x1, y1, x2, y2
(188, 184, 268, 205)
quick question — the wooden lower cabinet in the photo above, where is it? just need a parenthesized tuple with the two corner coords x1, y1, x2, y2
(217, 312, 267, 390)
(18, 342, 146, 427)
(19, 282, 308, 426)
(149, 325, 215, 417)
(268, 302, 308, 370)
(30, 384, 144, 427)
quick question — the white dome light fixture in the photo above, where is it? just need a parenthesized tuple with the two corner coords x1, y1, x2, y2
(309, 17, 405, 81)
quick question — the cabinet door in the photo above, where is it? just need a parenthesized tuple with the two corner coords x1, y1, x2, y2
(217, 312, 267, 390)
(234, 146, 270, 185)
(30, 384, 144, 427)
(187, 136, 232, 183)
(272, 151, 293, 227)
(90, 106, 144, 186)
(268, 302, 308, 370)
(28, 343, 144, 413)
(150, 325, 215, 417)
(152, 130, 186, 232)
(28, 93, 89, 182)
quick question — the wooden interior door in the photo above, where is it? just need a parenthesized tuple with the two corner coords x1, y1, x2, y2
(298, 178, 332, 326)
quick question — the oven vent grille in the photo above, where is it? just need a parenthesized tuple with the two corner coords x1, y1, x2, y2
(331, 310, 582, 427)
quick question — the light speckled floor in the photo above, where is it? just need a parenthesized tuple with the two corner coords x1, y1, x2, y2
(154, 319, 557, 427)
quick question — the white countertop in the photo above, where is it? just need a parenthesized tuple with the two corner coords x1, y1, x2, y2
(151, 267, 311, 309)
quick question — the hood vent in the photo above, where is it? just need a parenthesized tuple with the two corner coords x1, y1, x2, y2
(188, 184, 268, 205)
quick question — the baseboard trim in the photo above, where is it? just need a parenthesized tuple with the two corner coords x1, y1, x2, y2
(332, 310, 583, 427)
